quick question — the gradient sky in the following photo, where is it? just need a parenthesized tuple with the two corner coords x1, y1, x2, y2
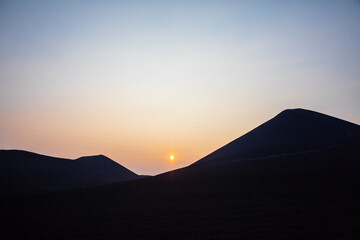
(1, 0, 360, 175)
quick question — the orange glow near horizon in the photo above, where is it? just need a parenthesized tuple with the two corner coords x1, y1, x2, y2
(1, 106, 260, 176)
(1, 1, 360, 177)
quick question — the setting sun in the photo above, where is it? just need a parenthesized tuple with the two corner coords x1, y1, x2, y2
(170, 155, 174, 161)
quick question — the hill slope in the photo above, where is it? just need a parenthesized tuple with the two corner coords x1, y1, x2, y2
(0, 150, 139, 195)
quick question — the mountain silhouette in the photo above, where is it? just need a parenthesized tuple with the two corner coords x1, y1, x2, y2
(2, 108, 360, 239)
(193, 108, 360, 166)
(0, 150, 139, 195)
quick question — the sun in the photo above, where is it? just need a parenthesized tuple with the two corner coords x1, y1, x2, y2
(170, 155, 174, 161)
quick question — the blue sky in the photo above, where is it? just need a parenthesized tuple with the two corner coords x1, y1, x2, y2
(1, 0, 359, 175)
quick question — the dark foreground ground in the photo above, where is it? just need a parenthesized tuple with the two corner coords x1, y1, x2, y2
(1, 144, 360, 239)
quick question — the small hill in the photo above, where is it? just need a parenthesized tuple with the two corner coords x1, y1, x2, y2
(0, 150, 139, 195)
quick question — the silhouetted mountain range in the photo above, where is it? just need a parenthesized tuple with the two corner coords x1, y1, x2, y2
(0, 150, 139, 195)
(2, 108, 360, 239)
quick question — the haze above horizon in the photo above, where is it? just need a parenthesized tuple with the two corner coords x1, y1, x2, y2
(1, 1, 359, 175)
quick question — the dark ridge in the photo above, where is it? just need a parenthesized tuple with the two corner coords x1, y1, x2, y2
(76, 154, 109, 161)
(0, 150, 140, 196)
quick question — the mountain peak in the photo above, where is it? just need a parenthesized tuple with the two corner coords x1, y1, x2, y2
(193, 108, 360, 166)
(277, 108, 332, 119)
(75, 154, 111, 161)
(278, 108, 309, 115)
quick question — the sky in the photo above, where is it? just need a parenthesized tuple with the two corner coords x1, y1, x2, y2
(1, 0, 360, 175)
